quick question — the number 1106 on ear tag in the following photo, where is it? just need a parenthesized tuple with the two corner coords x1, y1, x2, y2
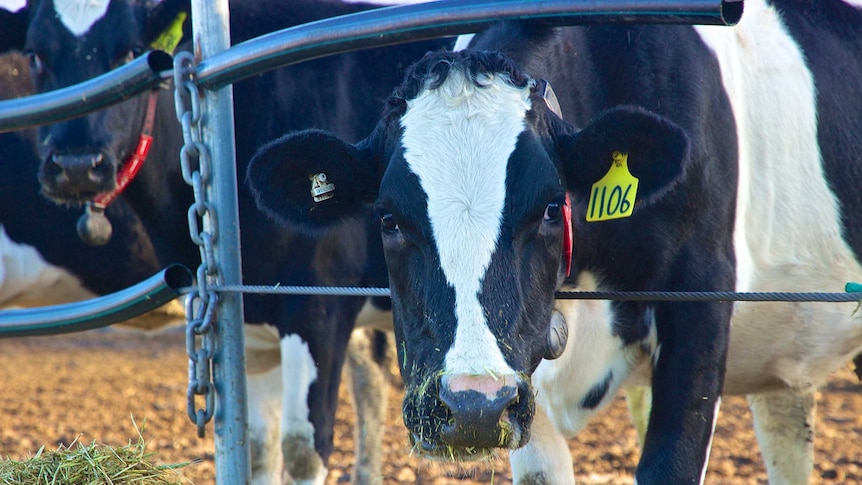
(586, 151, 639, 222)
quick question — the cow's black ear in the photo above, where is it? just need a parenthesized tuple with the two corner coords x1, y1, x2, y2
(246, 129, 381, 234)
(0, 4, 28, 53)
(556, 106, 690, 208)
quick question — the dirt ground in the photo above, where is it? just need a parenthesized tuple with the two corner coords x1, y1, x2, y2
(0, 327, 860, 484)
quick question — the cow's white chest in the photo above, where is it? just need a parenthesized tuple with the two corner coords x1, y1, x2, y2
(54, 0, 110, 37)
(0, 225, 95, 308)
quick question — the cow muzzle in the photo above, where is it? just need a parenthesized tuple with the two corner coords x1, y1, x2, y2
(403, 372, 535, 460)
(40, 152, 115, 202)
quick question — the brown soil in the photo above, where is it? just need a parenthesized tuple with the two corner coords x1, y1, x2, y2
(1, 329, 860, 484)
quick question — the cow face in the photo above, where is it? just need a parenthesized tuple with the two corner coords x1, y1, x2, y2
(247, 50, 690, 459)
(15, 0, 188, 204)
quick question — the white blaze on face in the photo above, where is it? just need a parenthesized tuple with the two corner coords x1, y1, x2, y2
(54, 0, 111, 37)
(400, 69, 532, 376)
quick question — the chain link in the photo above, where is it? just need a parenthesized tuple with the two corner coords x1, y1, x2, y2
(174, 51, 220, 438)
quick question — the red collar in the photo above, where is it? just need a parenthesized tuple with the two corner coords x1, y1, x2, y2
(91, 89, 159, 208)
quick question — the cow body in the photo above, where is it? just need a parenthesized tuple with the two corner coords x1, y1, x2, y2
(247, 0, 862, 483)
(0, 1, 451, 483)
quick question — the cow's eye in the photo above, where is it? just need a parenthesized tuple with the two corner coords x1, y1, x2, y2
(544, 202, 562, 223)
(381, 213, 399, 233)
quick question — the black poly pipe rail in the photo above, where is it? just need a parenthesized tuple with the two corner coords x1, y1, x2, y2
(0, 51, 173, 132)
(0, 264, 192, 338)
(198, 0, 742, 90)
(0, 0, 740, 132)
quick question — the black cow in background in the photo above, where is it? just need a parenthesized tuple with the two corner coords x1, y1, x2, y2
(0, 52, 180, 327)
(0, 1, 452, 483)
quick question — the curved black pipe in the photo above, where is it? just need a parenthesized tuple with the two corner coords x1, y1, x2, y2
(0, 264, 192, 338)
(0, 1, 740, 132)
(0, 50, 172, 133)
(198, 0, 741, 90)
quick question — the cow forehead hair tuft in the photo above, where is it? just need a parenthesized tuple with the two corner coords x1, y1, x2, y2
(383, 50, 533, 122)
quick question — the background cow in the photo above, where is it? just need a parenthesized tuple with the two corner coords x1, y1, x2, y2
(246, 0, 862, 483)
(0, 51, 182, 327)
(0, 1, 451, 483)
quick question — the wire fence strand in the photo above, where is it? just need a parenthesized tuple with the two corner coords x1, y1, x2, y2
(186, 284, 862, 303)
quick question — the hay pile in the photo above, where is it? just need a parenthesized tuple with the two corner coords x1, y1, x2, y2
(0, 420, 191, 485)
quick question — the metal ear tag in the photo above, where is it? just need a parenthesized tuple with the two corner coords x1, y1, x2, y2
(538, 79, 563, 118)
(310, 172, 335, 202)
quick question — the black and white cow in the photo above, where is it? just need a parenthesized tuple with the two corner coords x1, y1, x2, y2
(0, 51, 182, 327)
(247, 0, 862, 483)
(0, 1, 451, 483)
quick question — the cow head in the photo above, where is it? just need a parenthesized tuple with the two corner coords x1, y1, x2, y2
(247, 50, 690, 459)
(9, 0, 189, 204)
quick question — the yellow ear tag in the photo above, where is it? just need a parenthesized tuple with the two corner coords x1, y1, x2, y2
(149, 12, 187, 53)
(586, 151, 639, 222)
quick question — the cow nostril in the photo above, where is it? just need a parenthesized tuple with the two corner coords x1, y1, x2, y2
(43, 157, 67, 183)
(88, 157, 111, 183)
(438, 374, 520, 448)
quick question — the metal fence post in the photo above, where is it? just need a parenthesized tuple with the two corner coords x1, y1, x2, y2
(190, 0, 251, 483)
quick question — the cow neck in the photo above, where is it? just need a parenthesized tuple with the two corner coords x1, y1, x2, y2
(76, 89, 159, 246)
(538, 79, 573, 277)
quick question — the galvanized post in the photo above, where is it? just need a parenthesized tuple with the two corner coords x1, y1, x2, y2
(190, 0, 251, 483)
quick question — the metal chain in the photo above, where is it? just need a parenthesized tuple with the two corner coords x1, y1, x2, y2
(174, 51, 219, 438)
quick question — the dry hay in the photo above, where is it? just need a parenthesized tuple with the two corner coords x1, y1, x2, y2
(0, 419, 191, 485)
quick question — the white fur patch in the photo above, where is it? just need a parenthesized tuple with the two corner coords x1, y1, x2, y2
(696, 0, 862, 395)
(532, 273, 644, 437)
(280, 334, 318, 435)
(401, 69, 531, 376)
(0, 225, 95, 307)
(280, 333, 327, 483)
(54, 0, 111, 37)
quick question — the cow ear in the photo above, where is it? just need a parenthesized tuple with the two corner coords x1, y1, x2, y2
(557, 106, 690, 209)
(246, 129, 381, 234)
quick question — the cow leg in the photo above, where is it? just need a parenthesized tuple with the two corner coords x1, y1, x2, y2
(509, 405, 575, 485)
(624, 386, 651, 447)
(280, 333, 328, 485)
(343, 328, 391, 485)
(345, 301, 395, 485)
(747, 390, 815, 485)
(245, 324, 287, 485)
(248, 366, 286, 485)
